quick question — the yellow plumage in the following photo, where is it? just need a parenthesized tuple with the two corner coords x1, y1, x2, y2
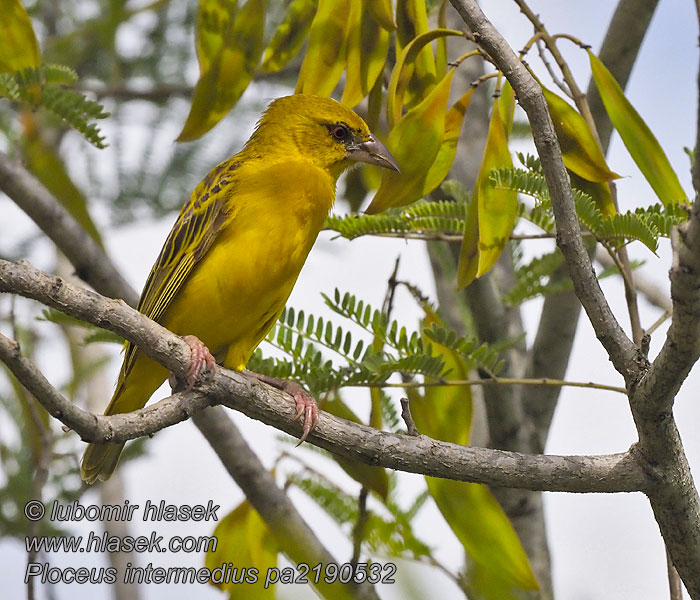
(81, 95, 399, 483)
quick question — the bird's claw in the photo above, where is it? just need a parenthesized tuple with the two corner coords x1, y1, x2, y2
(169, 335, 217, 392)
(285, 382, 319, 445)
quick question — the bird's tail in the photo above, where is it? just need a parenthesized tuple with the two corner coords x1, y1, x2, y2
(81, 441, 125, 484)
(81, 352, 168, 484)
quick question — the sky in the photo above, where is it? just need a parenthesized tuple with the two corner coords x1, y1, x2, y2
(1, 1, 699, 599)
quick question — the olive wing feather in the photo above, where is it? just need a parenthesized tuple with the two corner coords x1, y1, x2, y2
(118, 162, 237, 382)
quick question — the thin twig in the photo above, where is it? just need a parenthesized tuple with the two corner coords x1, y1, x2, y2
(400, 398, 420, 436)
(604, 244, 644, 346)
(350, 488, 369, 569)
(327, 229, 596, 242)
(645, 310, 672, 337)
(667, 550, 683, 600)
(536, 37, 571, 98)
(367, 377, 627, 395)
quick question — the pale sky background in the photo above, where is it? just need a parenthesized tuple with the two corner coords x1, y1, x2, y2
(1, 1, 699, 599)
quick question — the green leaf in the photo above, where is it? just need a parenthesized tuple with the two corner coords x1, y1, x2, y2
(458, 84, 517, 287)
(260, 0, 317, 72)
(366, 69, 455, 214)
(295, 0, 350, 96)
(177, 0, 266, 141)
(589, 51, 686, 205)
(341, 0, 390, 107)
(0, 65, 109, 147)
(410, 309, 538, 597)
(409, 308, 472, 445)
(386, 28, 463, 127)
(428, 478, 539, 596)
(0, 0, 40, 73)
(205, 500, 278, 597)
(422, 87, 474, 196)
(369, 0, 396, 30)
(396, 0, 437, 102)
(542, 85, 620, 186)
(325, 197, 467, 239)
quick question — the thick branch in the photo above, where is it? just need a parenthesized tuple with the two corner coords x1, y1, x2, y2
(0, 151, 138, 305)
(193, 407, 379, 600)
(447, 1, 700, 595)
(636, 191, 700, 416)
(0, 258, 647, 494)
(449, 0, 643, 385)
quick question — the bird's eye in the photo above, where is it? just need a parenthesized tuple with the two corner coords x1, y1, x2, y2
(330, 124, 350, 141)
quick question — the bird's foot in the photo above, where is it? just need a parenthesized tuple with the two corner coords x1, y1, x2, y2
(286, 381, 319, 445)
(169, 335, 217, 392)
(244, 371, 319, 444)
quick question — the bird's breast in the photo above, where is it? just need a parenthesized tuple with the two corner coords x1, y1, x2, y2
(163, 160, 336, 361)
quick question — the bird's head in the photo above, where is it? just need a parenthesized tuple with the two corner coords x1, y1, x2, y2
(249, 95, 400, 179)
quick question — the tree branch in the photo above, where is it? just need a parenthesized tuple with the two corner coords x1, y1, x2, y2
(449, 0, 643, 385)
(0, 258, 647, 494)
(447, 1, 700, 595)
(636, 201, 700, 415)
(192, 407, 380, 600)
(0, 151, 138, 306)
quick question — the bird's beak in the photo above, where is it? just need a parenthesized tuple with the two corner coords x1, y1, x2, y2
(347, 134, 400, 173)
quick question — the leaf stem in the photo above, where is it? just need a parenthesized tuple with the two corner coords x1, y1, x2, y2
(362, 376, 626, 395)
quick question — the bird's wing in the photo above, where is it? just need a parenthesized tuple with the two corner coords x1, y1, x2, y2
(120, 160, 238, 380)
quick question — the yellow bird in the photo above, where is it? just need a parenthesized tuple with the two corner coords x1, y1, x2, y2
(81, 95, 399, 484)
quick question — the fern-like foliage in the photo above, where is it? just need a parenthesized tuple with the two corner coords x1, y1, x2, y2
(288, 470, 432, 559)
(491, 167, 688, 252)
(0, 64, 109, 148)
(516, 152, 544, 174)
(247, 289, 503, 396)
(503, 250, 568, 306)
(325, 197, 468, 240)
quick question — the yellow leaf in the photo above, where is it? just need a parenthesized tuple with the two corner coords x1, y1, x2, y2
(435, 0, 448, 80)
(396, 0, 436, 100)
(410, 308, 472, 446)
(589, 51, 686, 205)
(295, 0, 350, 96)
(260, 0, 316, 73)
(177, 0, 265, 142)
(322, 395, 389, 499)
(0, 0, 40, 73)
(386, 28, 463, 127)
(543, 85, 620, 183)
(195, 0, 237, 74)
(339, 0, 365, 107)
(365, 69, 383, 130)
(205, 500, 278, 596)
(498, 80, 516, 134)
(360, 6, 390, 102)
(369, 0, 396, 30)
(422, 87, 474, 196)
(458, 88, 517, 287)
(366, 69, 455, 214)
(342, 1, 389, 108)
(410, 308, 539, 596)
(427, 478, 539, 594)
(457, 195, 480, 286)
